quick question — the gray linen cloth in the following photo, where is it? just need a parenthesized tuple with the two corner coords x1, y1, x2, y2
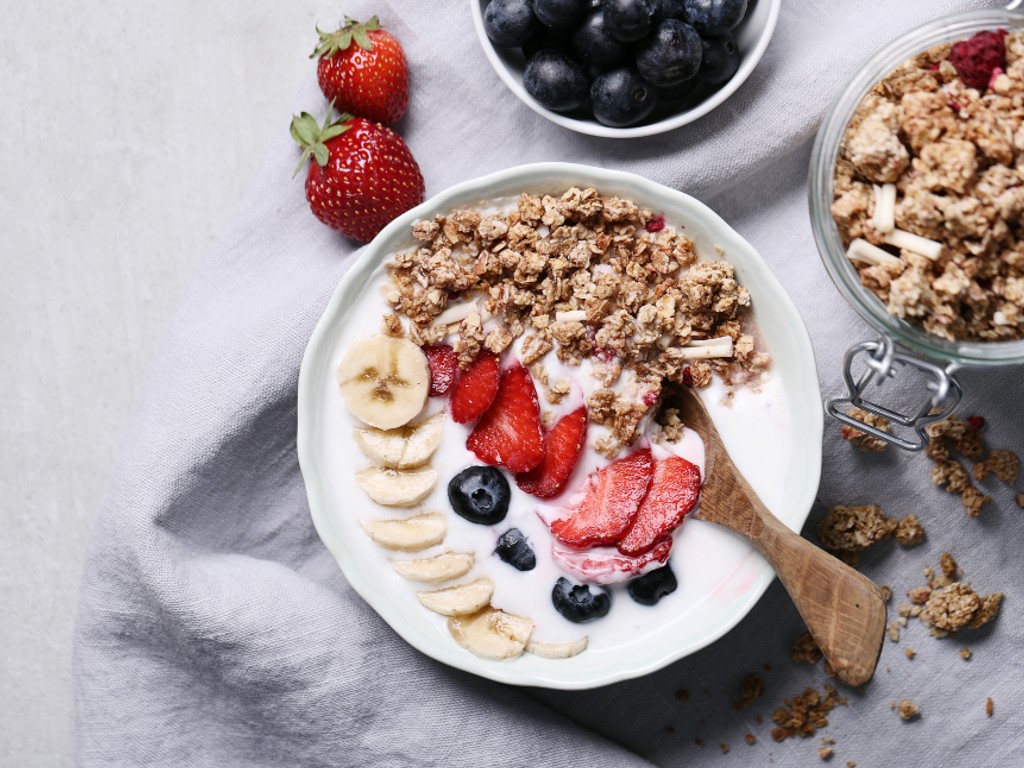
(75, 1, 1024, 765)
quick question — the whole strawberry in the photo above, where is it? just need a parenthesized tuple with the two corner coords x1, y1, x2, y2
(313, 16, 409, 125)
(291, 110, 424, 242)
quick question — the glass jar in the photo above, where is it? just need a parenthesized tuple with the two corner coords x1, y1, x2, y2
(808, 5, 1024, 449)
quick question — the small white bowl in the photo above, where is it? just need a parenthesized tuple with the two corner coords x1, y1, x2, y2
(469, 0, 781, 139)
(298, 162, 821, 689)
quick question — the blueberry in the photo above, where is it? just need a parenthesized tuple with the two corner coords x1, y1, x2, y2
(627, 564, 678, 606)
(572, 9, 630, 70)
(523, 50, 590, 112)
(533, 0, 589, 29)
(655, 0, 688, 19)
(636, 19, 702, 88)
(484, 0, 539, 47)
(522, 25, 572, 59)
(698, 32, 740, 88)
(494, 528, 537, 571)
(681, 0, 748, 35)
(590, 67, 657, 127)
(448, 466, 511, 525)
(603, 0, 656, 43)
(552, 577, 611, 623)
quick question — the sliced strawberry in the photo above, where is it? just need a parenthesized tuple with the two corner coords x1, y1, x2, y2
(550, 449, 653, 548)
(618, 456, 701, 556)
(515, 406, 588, 498)
(466, 364, 544, 472)
(551, 537, 672, 585)
(450, 352, 500, 423)
(424, 344, 458, 397)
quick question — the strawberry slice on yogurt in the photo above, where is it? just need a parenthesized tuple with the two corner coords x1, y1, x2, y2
(551, 537, 673, 585)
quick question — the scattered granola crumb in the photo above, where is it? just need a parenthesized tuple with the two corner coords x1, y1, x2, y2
(770, 685, 847, 741)
(960, 647, 972, 660)
(974, 449, 1020, 484)
(720, 743, 730, 754)
(904, 647, 916, 660)
(735, 673, 764, 710)
(986, 697, 994, 717)
(791, 632, 824, 665)
(695, 738, 705, 746)
(818, 504, 897, 552)
(880, 584, 893, 602)
(887, 621, 901, 642)
(819, 747, 835, 760)
(675, 689, 690, 702)
(381, 312, 404, 337)
(894, 699, 921, 721)
(894, 514, 926, 547)
(840, 407, 890, 451)
(908, 586, 932, 605)
(940, 551, 960, 579)
(847, 762, 857, 767)
(1016, 492, 1024, 508)
(744, 734, 756, 746)
(665, 725, 675, 734)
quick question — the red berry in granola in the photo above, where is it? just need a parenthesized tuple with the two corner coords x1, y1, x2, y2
(551, 536, 672, 585)
(424, 344, 458, 397)
(313, 16, 409, 125)
(550, 448, 654, 548)
(516, 406, 588, 499)
(290, 111, 424, 242)
(948, 30, 1006, 91)
(617, 455, 701, 556)
(965, 415, 986, 431)
(466, 364, 545, 472)
(450, 352, 501, 423)
(645, 214, 666, 233)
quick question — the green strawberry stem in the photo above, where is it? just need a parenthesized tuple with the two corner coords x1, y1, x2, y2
(290, 106, 354, 176)
(311, 16, 379, 59)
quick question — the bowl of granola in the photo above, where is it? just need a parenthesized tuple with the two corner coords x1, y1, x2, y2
(298, 162, 821, 688)
(809, 8, 1024, 448)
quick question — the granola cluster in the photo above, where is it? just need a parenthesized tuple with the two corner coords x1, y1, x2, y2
(817, 504, 924, 566)
(893, 552, 1004, 638)
(926, 413, 1020, 517)
(385, 187, 769, 456)
(832, 30, 1024, 341)
(770, 685, 847, 742)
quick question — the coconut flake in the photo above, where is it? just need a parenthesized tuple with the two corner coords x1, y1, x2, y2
(678, 338, 733, 359)
(846, 238, 902, 270)
(555, 310, 587, 323)
(873, 183, 896, 234)
(884, 228, 943, 261)
(433, 301, 479, 327)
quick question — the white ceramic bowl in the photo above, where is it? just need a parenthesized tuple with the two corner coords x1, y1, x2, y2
(469, 0, 781, 139)
(297, 162, 822, 689)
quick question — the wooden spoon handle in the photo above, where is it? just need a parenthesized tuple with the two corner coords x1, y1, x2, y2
(750, 509, 887, 686)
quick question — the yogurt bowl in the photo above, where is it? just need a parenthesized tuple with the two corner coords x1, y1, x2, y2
(297, 162, 821, 689)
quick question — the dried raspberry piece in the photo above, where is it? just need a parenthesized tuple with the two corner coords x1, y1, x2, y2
(948, 30, 1006, 90)
(645, 214, 666, 233)
(965, 415, 985, 431)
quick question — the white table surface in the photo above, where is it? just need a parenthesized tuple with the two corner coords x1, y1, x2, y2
(0, 2, 341, 763)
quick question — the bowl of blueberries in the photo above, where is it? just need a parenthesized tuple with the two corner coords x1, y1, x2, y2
(471, 0, 780, 138)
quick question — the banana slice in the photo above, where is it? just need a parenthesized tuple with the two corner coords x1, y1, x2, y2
(338, 336, 429, 430)
(526, 636, 589, 659)
(417, 578, 494, 616)
(359, 511, 446, 552)
(354, 412, 444, 469)
(448, 608, 534, 661)
(390, 551, 475, 583)
(355, 466, 437, 507)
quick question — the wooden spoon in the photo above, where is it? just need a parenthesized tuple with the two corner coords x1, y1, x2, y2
(674, 386, 887, 687)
